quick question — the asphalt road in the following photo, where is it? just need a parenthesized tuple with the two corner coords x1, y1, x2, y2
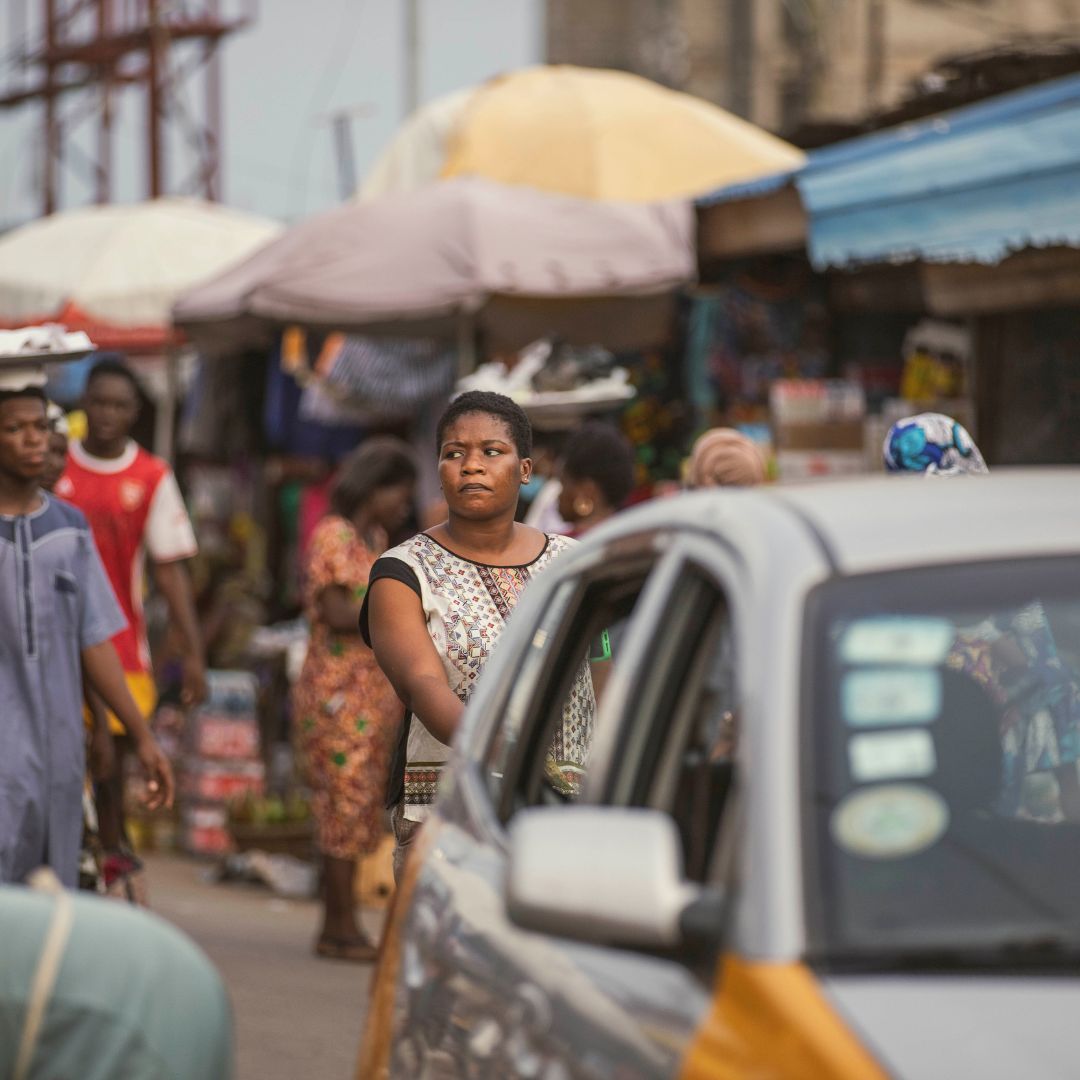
(144, 852, 383, 1080)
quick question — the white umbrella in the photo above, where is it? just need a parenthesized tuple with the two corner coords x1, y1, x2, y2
(0, 197, 282, 351)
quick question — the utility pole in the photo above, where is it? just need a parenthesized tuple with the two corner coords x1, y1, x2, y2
(866, 0, 886, 110)
(321, 104, 375, 201)
(96, 0, 113, 203)
(403, 0, 421, 118)
(729, 0, 754, 120)
(146, 0, 164, 199)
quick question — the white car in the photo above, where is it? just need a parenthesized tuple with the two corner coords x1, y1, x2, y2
(361, 471, 1080, 1079)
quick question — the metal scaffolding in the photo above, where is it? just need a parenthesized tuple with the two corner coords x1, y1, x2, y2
(0, 0, 253, 215)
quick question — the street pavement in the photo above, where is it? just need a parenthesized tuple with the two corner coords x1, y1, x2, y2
(144, 852, 384, 1080)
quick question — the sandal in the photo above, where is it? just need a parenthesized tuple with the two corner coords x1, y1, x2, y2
(101, 849, 148, 905)
(314, 935, 379, 963)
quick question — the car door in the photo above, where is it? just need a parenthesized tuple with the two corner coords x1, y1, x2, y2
(388, 528, 746, 1079)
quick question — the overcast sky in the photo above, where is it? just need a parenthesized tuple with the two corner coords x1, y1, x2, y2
(0, 0, 544, 227)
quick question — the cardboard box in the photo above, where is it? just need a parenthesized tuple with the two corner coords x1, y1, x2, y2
(774, 420, 865, 451)
(180, 803, 232, 855)
(203, 670, 258, 715)
(776, 450, 867, 482)
(190, 712, 261, 760)
(181, 758, 265, 803)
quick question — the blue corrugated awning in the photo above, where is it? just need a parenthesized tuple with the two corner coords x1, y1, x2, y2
(695, 167, 800, 206)
(697, 73, 1080, 270)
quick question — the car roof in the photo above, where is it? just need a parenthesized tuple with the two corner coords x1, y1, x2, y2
(596, 469, 1080, 577)
(768, 468, 1080, 574)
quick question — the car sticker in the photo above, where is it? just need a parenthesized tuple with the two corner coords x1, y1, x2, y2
(842, 668, 941, 727)
(839, 617, 954, 666)
(848, 729, 936, 782)
(831, 784, 949, 859)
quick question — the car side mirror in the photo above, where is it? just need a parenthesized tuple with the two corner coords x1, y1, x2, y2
(506, 806, 718, 950)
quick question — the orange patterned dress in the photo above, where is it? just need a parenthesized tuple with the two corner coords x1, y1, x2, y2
(293, 515, 402, 859)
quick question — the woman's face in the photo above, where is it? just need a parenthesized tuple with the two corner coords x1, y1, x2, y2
(366, 479, 415, 533)
(439, 412, 531, 520)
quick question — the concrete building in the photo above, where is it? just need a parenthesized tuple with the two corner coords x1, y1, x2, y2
(546, 0, 1080, 134)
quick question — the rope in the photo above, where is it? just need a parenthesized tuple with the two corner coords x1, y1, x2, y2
(13, 868, 74, 1080)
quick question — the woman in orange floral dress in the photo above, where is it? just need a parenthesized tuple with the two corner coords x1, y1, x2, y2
(293, 437, 415, 961)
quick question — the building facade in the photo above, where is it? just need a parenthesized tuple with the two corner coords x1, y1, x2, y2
(546, 0, 1080, 134)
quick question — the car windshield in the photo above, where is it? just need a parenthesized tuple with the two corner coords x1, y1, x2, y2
(804, 556, 1080, 968)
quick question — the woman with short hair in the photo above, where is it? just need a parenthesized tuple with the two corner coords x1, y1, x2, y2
(556, 421, 636, 537)
(361, 391, 593, 877)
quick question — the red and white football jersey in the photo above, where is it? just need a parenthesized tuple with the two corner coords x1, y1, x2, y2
(56, 439, 198, 674)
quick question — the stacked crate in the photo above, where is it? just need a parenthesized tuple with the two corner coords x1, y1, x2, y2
(770, 379, 867, 481)
(180, 670, 265, 856)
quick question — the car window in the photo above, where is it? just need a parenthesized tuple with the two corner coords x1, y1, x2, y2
(805, 556, 1080, 965)
(603, 562, 739, 883)
(485, 554, 657, 823)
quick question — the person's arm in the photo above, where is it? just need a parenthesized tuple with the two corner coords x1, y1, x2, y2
(82, 682, 116, 783)
(81, 640, 175, 810)
(151, 559, 207, 707)
(368, 578, 463, 744)
(316, 584, 364, 635)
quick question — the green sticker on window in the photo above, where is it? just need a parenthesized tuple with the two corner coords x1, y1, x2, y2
(589, 628, 612, 662)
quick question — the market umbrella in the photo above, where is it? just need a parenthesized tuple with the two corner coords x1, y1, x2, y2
(357, 65, 805, 203)
(174, 177, 695, 354)
(0, 197, 282, 352)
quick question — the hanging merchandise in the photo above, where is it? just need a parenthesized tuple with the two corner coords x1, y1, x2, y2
(262, 347, 366, 462)
(899, 319, 971, 403)
(685, 261, 829, 436)
(322, 336, 456, 418)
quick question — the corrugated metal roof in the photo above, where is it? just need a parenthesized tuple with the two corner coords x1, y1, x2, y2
(802, 73, 1080, 268)
(697, 73, 1080, 269)
(695, 167, 800, 207)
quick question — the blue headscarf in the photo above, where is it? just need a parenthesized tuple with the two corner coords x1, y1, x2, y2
(883, 412, 988, 477)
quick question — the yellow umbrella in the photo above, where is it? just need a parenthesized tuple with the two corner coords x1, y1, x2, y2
(439, 65, 805, 202)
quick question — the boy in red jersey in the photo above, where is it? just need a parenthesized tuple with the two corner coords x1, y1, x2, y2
(56, 356, 205, 860)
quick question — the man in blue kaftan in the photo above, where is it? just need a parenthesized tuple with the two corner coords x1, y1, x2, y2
(0, 363, 173, 886)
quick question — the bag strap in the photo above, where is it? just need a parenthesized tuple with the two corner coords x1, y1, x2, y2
(14, 868, 74, 1080)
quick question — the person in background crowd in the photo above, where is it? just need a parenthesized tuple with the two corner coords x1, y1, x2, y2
(0, 365, 173, 888)
(55, 356, 204, 898)
(361, 391, 594, 879)
(519, 429, 568, 532)
(883, 412, 1080, 822)
(685, 427, 767, 488)
(293, 438, 417, 962)
(556, 421, 635, 538)
(40, 401, 69, 492)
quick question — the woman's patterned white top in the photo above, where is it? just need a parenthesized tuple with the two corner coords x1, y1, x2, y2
(382, 531, 594, 822)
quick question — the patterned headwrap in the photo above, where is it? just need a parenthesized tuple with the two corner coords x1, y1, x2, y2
(883, 412, 988, 477)
(686, 428, 767, 488)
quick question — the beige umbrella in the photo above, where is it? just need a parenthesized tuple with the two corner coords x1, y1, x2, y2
(356, 66, 805, 203)
(174, 178, 695, 354)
